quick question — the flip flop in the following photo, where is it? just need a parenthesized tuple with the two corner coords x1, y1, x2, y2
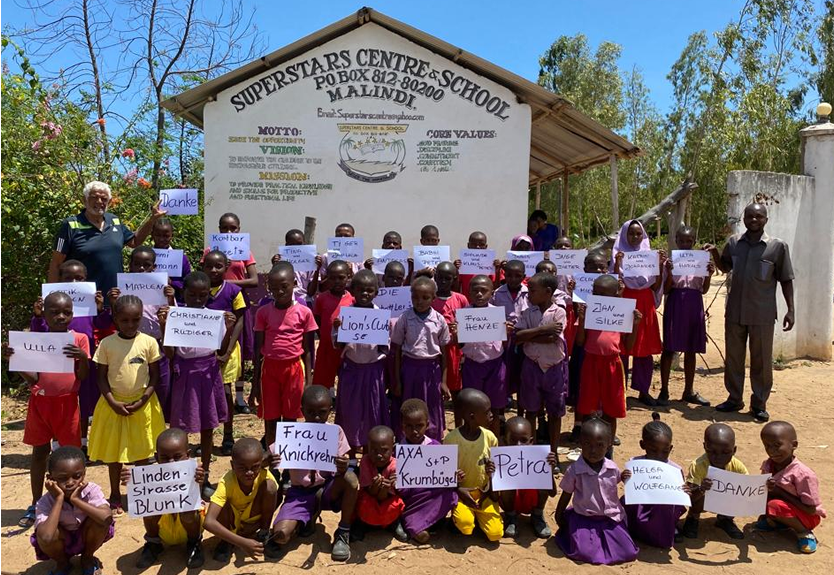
(108, 499, 124, 518)
(18, 505, 36, 529)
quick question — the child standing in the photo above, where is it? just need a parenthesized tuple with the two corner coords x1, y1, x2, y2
(443, 389, 502, 541)
(681, 423, 748, 539)
(271, 228, 323, 303)
(555, 418, 638, 564)
(491, 259, 529, 404)
(151, 217, 192, 296)
(391, 276, 451, 440)
(500, 416, 557, 538)
(269, 385, 359, 562)
(382, 260, 406, 288)
(320, 223, 363, 290)
(30, 447, 113, 575)
(398, 399, 459, 543)
(430, 261, 468, 404)
(757, 421, 825, 553)
(659, 226, 713, 406)
(332, 270, 390, 453)
(514, 273, 568, 455)
(354, 425, 407, 541)
(612, 220, 665, 406)
(5, 292, 90, 529)
(363, 230, 405, 286)
(88, 295, 165, 514)
(251, 262, 318, 449)
(313, 260, 355, 390)
(453, 231, 503, 296)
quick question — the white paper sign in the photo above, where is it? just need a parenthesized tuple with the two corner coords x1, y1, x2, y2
(41, 282, 97, 317)
(624, 460, 691, 506)
(117, 272, 169, 306)
(413, 245, 451, 270)
(159, 188, 199, 215)
(372, 249, 409, 275)
(374, 287, 411, 318)
(153, 249, 184, 277)
(8, 331, 74, 374)
(571, 272, 602, 303)
(704, 467, 769, 517)
(455, 306, 507, 343)
(548, 249, 587, 275)
(458, 249, 496, 275)
(622, 250, 659, 277)
(506, 250, 546, 277)
(163, 307, 225, 349)
(127, 459, 201, 517)
(584, 295, 636, 333)
(491, 445, 553, 491)
(395, 444, 458, 489)
(209, 233, 250, 261)
(273, 422, 340, 473)
(337, 307, 391, 346)
(279, 245, 318, 273)
(672, 250, 710, 277)
(327, 237, 364, 263)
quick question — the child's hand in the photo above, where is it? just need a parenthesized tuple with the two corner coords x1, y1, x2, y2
(448, 322, 457, 336)
(163, 285, 175, 300)
(334, 455, 349, 477)
(63, 344, 87, 361)
(239, 537, 264, 558)
(1, 343, 14, 361)
(224, 312, 237, 331)
(333, 317, 342, 330)
(266, 451, 281, 470)
(453, 259, 462, 270)
(457, 488, 478, 509)
(493, 259, 502, 270)
(505, 321, 514, 335)
(633, 309, 643, 323)
(363, 257, 373, 270)
(615, 251, 624, 263)
(372, 474, 384, 489)
(576, 303, 587, 320)
(617, 277, 626, 296)
(546, 451, 558, 469)
(485, 459, 495, 476)
(766, 477, 777, 493)
(271, 253, 282, 265)
(45, 478, 64, 499)
(120, 465, 131, 486)
(107, 287, 121, 308)
(701, 478, 713, 491)
(95, 291, 104, 312)
(388, 472, 397, 488)
(682, 483, 694, 495)
(107, 397, 131, 416)
(567, 278, 576, 293)
(194, 465, 206, 485)
(33, 296, 44, 317)
(665, 258, 673, 272)
(707, 261, 715, 276)
(157, 306, 169, 326)
(315, 255, 323, 269)
(69, 481, 88, 504)
(248, 382, 261, 411)
(657, 249, 667, 266)
(441, 383, 451, 401)
(621, 469, 632, 483)
(455, 469, 466, 484)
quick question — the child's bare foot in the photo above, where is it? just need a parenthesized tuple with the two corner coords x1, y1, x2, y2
(413, 530, 430, 544)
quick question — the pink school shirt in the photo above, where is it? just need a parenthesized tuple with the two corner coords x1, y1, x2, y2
(34, 481, 107, 531)
(460, 304, 504, 363)
(490, 284, 529, 325)
(202, 248, 256, 281)
(390, 308, 451, 359)
(515, 304, 567, 370)
(560, 456, 625, 523)
(359, 455, 397, 490)
(34, 331, 90, 396)
(761, 457, 827, 517)
(288, 425, 351, 488)
(254, 301, 318, 360)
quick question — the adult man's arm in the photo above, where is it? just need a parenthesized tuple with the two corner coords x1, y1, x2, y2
(780, 280, 794, 331)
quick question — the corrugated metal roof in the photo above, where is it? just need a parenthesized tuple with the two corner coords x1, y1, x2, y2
(162, 6, 641, 184)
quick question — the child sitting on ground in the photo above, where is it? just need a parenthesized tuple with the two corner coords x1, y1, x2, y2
(354, 425, 407, 541)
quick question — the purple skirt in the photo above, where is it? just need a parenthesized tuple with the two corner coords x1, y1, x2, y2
(335, 358, 390, 448)
(170, 354, 228, 433)
(555, 508, 639, 565)
(625, 501, 685, 549)
(400, 486, 458, 537)
(662, 288, 706, 353)
(394, 356, 445, 441)
(461, 355, 507, 409)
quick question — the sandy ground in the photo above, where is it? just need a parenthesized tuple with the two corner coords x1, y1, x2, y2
(2, 282, 833, 574)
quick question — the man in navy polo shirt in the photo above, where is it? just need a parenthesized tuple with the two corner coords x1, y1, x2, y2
(49, 181, 166, 296)
(527, 210, 561, 251)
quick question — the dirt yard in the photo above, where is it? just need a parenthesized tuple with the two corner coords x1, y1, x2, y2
(2, 282, 832, 574)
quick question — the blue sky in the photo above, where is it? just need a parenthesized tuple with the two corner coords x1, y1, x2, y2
(3, 0, 742, 114)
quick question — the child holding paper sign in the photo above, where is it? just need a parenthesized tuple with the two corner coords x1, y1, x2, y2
(659, 226, 713, 406)
(332, 270, 390, 454)
(271, 228, 323, 302)
(313, 260, 355, 390)
(491, 259, 529, 405)
(612, 220, 665, 406)
(430, 262, 468, 403)
(453, 231, 503, 297)
(354, 425, 408, 541)
(320, 223, 363, 289)
(5, 291, 91, 529)
(363, 230, 405, 285)
(151, 217, 192, 296)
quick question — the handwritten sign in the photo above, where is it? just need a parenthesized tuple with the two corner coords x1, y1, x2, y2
(209, 233, 250, 261)
(278, 245, 318, 273)
(159, 188, 198, 215)
(374, 287, 411, 318)
(548, 249, 587, 275)
(273, 422, 340, 473)
(395, 444, 458, 489)
(127, 459, 201, 517)
(624, 460, 691, 506)
(372, 249, 409, 275)
(337, 307, 391, 346)
(459, 249, 496, 275)
(506, 250, 546, 277)
(41, 282, 97, 317)
(672, 250, 710, 277)
(163, 307, 225, 349)
(153, 249, 184, 277)
(491, 445, 553, 491)
(584, 295, 635, 333)
(704, 467, 769, 517)
(327, 237, 364, 263)
(413, 245, 450, 270)
(455, 306, 507, 344)
(622, 250, 659, 277)
(8, 331, 74, 373)
(117, 272, 168, 306)
(571, 272, 602, 303)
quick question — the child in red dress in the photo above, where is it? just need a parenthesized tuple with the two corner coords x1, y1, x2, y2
(313, 260, 354, 390)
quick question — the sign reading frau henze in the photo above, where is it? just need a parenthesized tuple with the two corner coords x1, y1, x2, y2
(203, 22, 531, 269)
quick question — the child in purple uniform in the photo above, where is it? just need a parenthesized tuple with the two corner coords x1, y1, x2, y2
(151, 217, 192, 297)
(490, 260, 529, 403)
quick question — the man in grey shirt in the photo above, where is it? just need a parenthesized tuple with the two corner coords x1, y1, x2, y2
(706, 203, 795, 422)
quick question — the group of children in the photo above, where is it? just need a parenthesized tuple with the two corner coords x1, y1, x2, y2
(4, 215, 825, 573)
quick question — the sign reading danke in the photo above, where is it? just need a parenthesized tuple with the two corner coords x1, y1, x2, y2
(455, 306, 506, 343)
(273, 422, 340, 473)
(127, 459, 201, 518)
(337, 307, 391, 346)
(163, 307, 225, 350)
(704, 466, 770, 517)
(395, 444, 458, 489)
(159, 188, 198, 215)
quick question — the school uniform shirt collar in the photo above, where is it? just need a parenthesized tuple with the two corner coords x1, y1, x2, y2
(573, 456, 619, 476)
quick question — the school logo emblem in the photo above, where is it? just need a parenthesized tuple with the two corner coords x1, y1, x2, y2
(337, 123, 407, 183)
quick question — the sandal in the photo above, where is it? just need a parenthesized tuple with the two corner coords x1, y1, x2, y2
(18, 504, 36, 529)
(108, 499, 124, 518)
(798, 532, 817, 554)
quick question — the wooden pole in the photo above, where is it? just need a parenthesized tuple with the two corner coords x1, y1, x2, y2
(610, 154, 619, 230)
(304, 216, 317, 244)
(535, 181, 541, 209)
(561, 173, 569, 234)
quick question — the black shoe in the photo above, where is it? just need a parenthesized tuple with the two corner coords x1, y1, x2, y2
(682, 392, 711, 407)
(682, 516, 699, 539)
(235, 402, 251, 415)
(264, 538, 286, 560)
(390, 521, 408, 542)
(136, 541, 163, 569)
(213, 540, 233, 563)
(201, 481, 216, 501)
(331, 528, 351, 562)
(613, 435, 621, 446)
(299, 517, 317, 538)
(715, 400, 744, 413)
(656, 391, 670, 406)
(531, 513, 551, 538)
(186, 539, 204, 569)
(751, 408, 770, 422)
(220, 435, 234, 456)
(503, 513, 518, 538)
(638, 393, 657, 407)
(716, 515, 744, 539)
(349, 520, 366, 542)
